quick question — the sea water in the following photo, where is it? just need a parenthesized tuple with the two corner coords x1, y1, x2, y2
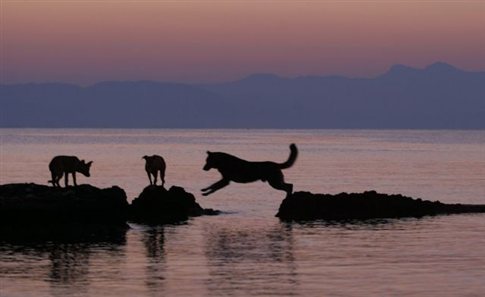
(1, 129, 484, 296)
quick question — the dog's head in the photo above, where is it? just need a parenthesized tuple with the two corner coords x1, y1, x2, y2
(78, 160, 93, 177)
(203, 151, 216, 171)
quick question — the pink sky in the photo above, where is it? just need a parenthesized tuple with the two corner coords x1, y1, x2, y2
(1, 0, 485, 84)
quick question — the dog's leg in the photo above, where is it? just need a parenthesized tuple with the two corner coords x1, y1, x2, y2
(153, 171, 158, 185)
(201, 179, 230, 196)
(147, 171, 153, 185)
(268, 177, 293, 195)
(160, 171, 165, 187)
(50, 172, 56, 187)
(64, 172, 69, 188)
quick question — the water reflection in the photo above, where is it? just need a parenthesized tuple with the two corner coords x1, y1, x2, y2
(142, 226, 166, 293)
(48, 243, 91, 296)
(290, 217, 426, 231)
(204, 222, 298, 296)
(0, 225, 127, 297)
(292, 218, 397, 227)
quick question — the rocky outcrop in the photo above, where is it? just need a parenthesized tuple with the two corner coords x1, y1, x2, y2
(0, 183, 219, 228)
(130, 185, 219, 224)
(0, 183, 130, 242)
(276, 191, 485, 221)
(0, 183, 129, 225)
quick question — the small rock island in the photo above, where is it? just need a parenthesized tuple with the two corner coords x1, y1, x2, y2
(130, 185, 219, 224)
(0, 183, 129, 225)
(0, 183, 218, 231)
(0, 183, 130, 241)
(276, 191, 485, 221)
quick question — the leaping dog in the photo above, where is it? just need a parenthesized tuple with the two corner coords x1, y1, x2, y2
(202, 144, 298, 196)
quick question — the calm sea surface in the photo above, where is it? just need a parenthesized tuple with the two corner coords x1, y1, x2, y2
(1, 129, 484, 297)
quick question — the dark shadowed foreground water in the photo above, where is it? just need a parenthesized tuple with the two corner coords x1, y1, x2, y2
(1, 129, 484, 297)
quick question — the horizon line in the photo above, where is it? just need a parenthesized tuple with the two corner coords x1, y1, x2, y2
(2, 61, 484, 87)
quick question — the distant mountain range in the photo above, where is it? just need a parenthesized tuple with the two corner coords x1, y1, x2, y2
(1, 62, 484, 129)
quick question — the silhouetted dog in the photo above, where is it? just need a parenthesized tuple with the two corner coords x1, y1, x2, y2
(48, 156, 92, 187)
(143, 155, 166, 186)
(202, 144, 298, 196)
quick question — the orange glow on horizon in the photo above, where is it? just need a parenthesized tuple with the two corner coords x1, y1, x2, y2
(1, 0, 485, 84)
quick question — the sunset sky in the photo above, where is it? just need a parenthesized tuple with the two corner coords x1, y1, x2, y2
(1, 0, 485, 84)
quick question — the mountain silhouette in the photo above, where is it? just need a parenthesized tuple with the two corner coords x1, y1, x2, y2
(1, 62, 484, 129)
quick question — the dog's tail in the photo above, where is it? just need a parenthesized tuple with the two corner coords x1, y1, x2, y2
(279, 143, 298, 169)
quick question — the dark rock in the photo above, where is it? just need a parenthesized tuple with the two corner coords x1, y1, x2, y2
(0, 183, 219, 234)
(130, 185, 220, 224)
(202, 208, 221, 216)
(276, 191, 485, 221)
(0, 222, 128, 244)
(0, 183, 129, 225)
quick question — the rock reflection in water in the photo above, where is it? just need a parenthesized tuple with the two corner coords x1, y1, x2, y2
(204, 222, 298, 296)
(48, 243, 91, 296)
(0, 226, 127, 297)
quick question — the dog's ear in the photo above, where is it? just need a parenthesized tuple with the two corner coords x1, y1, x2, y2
(206, 151, 211, 155)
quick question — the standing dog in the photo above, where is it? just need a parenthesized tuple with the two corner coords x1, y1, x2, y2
(48, 156, 93, 187)
(143, 155, 166, 186)
(202, 144, 298, 196)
